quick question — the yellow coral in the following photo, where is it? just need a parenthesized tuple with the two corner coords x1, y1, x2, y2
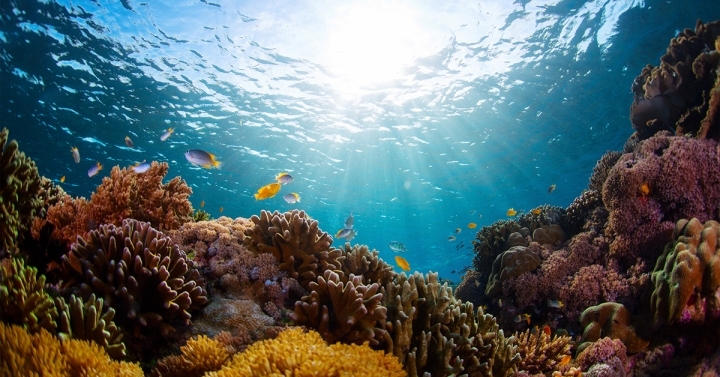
(152, 334, 231, 376)
(208, 327, 405, 377)
(62, 338, 143, 377)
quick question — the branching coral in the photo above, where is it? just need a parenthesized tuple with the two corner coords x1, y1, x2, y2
(0, 127, 42, 252)
(650, 218, 720, 327)
(514, 327, 572, 375)
(579, 302, 649, 354)
(56, 293, 126, 359)
(338, 242, 395, 286)
(59, 219, 207, 337)
(207, 327, 406, 377)
(0, 257, 57, 333)
(31, 192, 92, 247)
(151, 334, 233, 377)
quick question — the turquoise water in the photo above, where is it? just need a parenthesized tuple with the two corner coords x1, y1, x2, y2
(1, 0, 718, 279)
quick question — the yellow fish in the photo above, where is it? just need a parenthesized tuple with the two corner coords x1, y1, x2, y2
(394, 255, 411, 272)
(548, 184, 556, 193)
(639, 182, 650, 196)
(547, 299, 564, 309)
(200, 200, 205, 208)
(506, 208, 517, 217)
(531, 208, 542, 215)
(59, 176, 65, 183)
(514, 313, 531, 324)
(254, 182, 282, 200)
(468, 223, 477, 229)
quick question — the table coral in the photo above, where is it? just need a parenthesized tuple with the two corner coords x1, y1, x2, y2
(0, 127, 42, 252)
(579, 302, 649, 354)
(514, 327, 572, 375)
(0, 257, 57, 333)
(56, 293, 126, 359)
(650, 218, 720, 326)
(59, 219, 207, 337)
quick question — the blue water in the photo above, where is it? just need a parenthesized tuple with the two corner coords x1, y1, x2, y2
(1, 0, 718, 279)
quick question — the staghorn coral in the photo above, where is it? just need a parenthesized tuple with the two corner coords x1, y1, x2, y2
(485, 246, 541, 297)
(650, 218, 720, 327)
(207, 327, 406, 377)
(0, 128, 42, 253)
(89, 162, 193, 231)
(602, 134, 720, 262)
(243, 209, 343, 289)
(514, 327, 572, 375)
(151, 334, 233, 377)
(0, 257, 57, 333)
(59, 219, 207, 337)
(579, 302, 649, 354)
(56, 293, 126, 359)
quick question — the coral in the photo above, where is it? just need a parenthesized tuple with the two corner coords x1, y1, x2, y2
(630, 20, 720, 140)
(576, 337, 627, 372)
(56, 293, 126, 359)
(579, 302, 649, 354)
(485, 246, 541, 297)
(562, 190, 603, 237)
(650, 218, 720, 326)
(559, 264, 631, 316)
(243, 210, 343, 289)
(514, 327, 572, 375)
(0, 322, 142, 376)
(192, 208, 211, 222)
(31, 193, 92, 247)
(603, 134, 720, 261)
(589, 151, 623, 193)
(454, 270, 485, 308)
(89, 162, 193, 231)
(338, 242, 396, 287)
(0, 257, 57, 333)
(151, 334, 232, 377)
(59, 219, 207, 337)
(0, 127, 42, 252)
(191, 297, 275, 347)
(207, 327, 406, 377)
(532, 224, 566, 245)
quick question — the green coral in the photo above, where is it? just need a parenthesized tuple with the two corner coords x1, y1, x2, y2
(0, 258, 58, 333)
(0, 128, 42, 252)
(192, 209, 211, 222)
(56, 294, 126, 359)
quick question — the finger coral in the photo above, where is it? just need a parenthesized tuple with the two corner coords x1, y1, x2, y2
(151, 334, 233, 377)
(514, 327, 572, 375)
(56, 293, 126, 359)
(338, 242, 395, 286)
(0, 127, 42, 252)
(59, 219, 207, 337)
(650, 218, 720, 326)
(207, 327, 406, 377)
(0, 257, 57, 333)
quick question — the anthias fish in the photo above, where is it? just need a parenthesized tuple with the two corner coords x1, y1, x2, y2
(184, 149, 222, 169)
(87, 162, 102, 177)
(276, 172, 294, 184)
(160, 127, 174, 141)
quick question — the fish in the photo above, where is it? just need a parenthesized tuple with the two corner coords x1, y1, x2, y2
(283, 192, 301, 203)
(254, 182, 282, 200)
(451, 269, 457, 274)
(388, 241, 407, 253)
(547, 299, 564, 309)
(506, 208, 517, 217)
(200, 200, 205, 207)
(468, 223, 477, 229)
(478, 214, 483, 218)
(542, 325, 552, 336)
(87, 162, 102, 177)
(276, 172, 294, 184)
(447, 236, 456, 241)
(184, 149, 222, 169)
(498, 298, 503, 307)
(160, 127, 174, 141)
(219, 206, 223, 213)
(514, 313, 531, 324)
(455, 228, 461, 234)
(639, 181, 650, 196)
(125, 135, 133, 148)
(394, 255, 411, 271)
(469, 210, 476, 215)
(344, 212, 354, 229)
(71, 147, 80, 163)
(531, 208, 542, 215)
(558, 354, 571, 366)
(335, 228, 357, 241)
(130, 160, 151, 174)
(548, 184, 556, 193)
(59, 176, 65, 183)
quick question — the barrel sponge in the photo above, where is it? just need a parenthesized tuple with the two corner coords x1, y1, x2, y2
(0, 257, 58, 333)
(485, 246, 542, 297)
(0, 127, 42, 252)
(650, 218, 720, 326)
(60, 219, 208, 336)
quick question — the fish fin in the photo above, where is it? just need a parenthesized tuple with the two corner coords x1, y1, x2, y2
(213, 160, 223, 169)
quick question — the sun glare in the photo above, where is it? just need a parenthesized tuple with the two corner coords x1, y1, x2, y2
(323, 3, 429, 93)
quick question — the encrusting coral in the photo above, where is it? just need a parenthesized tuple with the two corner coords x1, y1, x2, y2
(206, 327, 406, 377)
(59, 219, 207, 337)
(55, 293, 126, 359)
(514, 327, 572, 375)
(151, 334, 233, 377)
(0, 127, 42, 253)
(0, 257, 57, 333)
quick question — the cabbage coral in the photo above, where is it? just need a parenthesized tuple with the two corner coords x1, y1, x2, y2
(0, 257, 57, 333)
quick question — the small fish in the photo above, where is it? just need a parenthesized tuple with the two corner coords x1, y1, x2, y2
(276, 172, 294, 184)
(498, 298, 503, 307)
(469, 210, 476, 215)
(506, 208, 517, 217)
(388, 241, 407, 253)
(542, 325, 552, 336)
(71, 147, 80, 163)
(335, 228, 357, 241)
(283, 192, 301, 204)
(548, 184, 556, 193)
(478, 214, 483, 218)
(125, 135, 133, 148)
(455, 227, 461, 234)
(130, 160, 151, 174)
(59, 176, 65, 183)
(468, 223, 477, 229)
(219, 207, 223, 213)
(514, 313, 531, 324)
(558, 354, 571, 366)
(160, 127, 174, 141)
(531, 208, 542, 215)
(344, 212, 354, 229)
(200, 200, 205, 208)
(254, 182, 282, 200)
(394, 255, 411, 271)
(185, 149, 222, 169)
(447, 236, 456, 241)
(547, 299, 564, 309)
(451, 269, 457, 274)
(639, 181, 650, 196)
(87, 162, 102, 177)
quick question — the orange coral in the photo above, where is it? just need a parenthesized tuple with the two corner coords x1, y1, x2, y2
(31, 193, 91, 246)
(152, 334, 233, 377)
(514, 327, 572, 374)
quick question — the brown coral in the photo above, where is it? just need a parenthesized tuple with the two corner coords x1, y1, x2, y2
(514, 327, 572, 375)
(579, 302, 649, 354)
(485, 246, 542, 297)
(0, 257, 58, 333)
(56, 293, 126, 359)
(338, 242, 396, 286)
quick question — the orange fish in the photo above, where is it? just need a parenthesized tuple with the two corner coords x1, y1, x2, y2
(514, 313, 531, 324)
(506, 208, 517, 217)
(468, 223, 477, 229)
(59, 176, 65, 183)
(639, 181, 651, 196)
(531, 208, 542, 215)
(254, 182, 282, 200)
(394, 255, 411, 271)
(542, 325, 552, 336)
(558, 354, 571, 366)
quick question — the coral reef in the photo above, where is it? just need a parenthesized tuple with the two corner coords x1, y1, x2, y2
(59, 219, 207, 337)
(191, 297, 275, 349)
(485, 246, 541, 297)
(588, 151, 623, 194)
(151, 334, 233, 377)
(532, 225, 566, 246)
(207, 327, 406, 377)
(192, 209, 211, 222)
(338, 242, 396, 287)
(0, 257, 57, 333)
(579, 302, 649, 354)
(575, 337, 627, 374)
(31, 193, 92, 247)
(514, 327, 572, 375)
(562, 190, 603, 237)
(650, 218, 720, 327)
(56, 293, 126, 359)
(0, 128, 42, 253)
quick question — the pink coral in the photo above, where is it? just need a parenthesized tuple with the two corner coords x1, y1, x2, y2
(576, 337, 628, 372)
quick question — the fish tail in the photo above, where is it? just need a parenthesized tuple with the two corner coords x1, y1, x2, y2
(213, 160, 223, 169)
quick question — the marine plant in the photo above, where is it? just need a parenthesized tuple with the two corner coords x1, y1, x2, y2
(0, 257, 57, 333)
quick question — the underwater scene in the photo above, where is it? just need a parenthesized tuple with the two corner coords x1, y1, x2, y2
(1, 0, 719, 376)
